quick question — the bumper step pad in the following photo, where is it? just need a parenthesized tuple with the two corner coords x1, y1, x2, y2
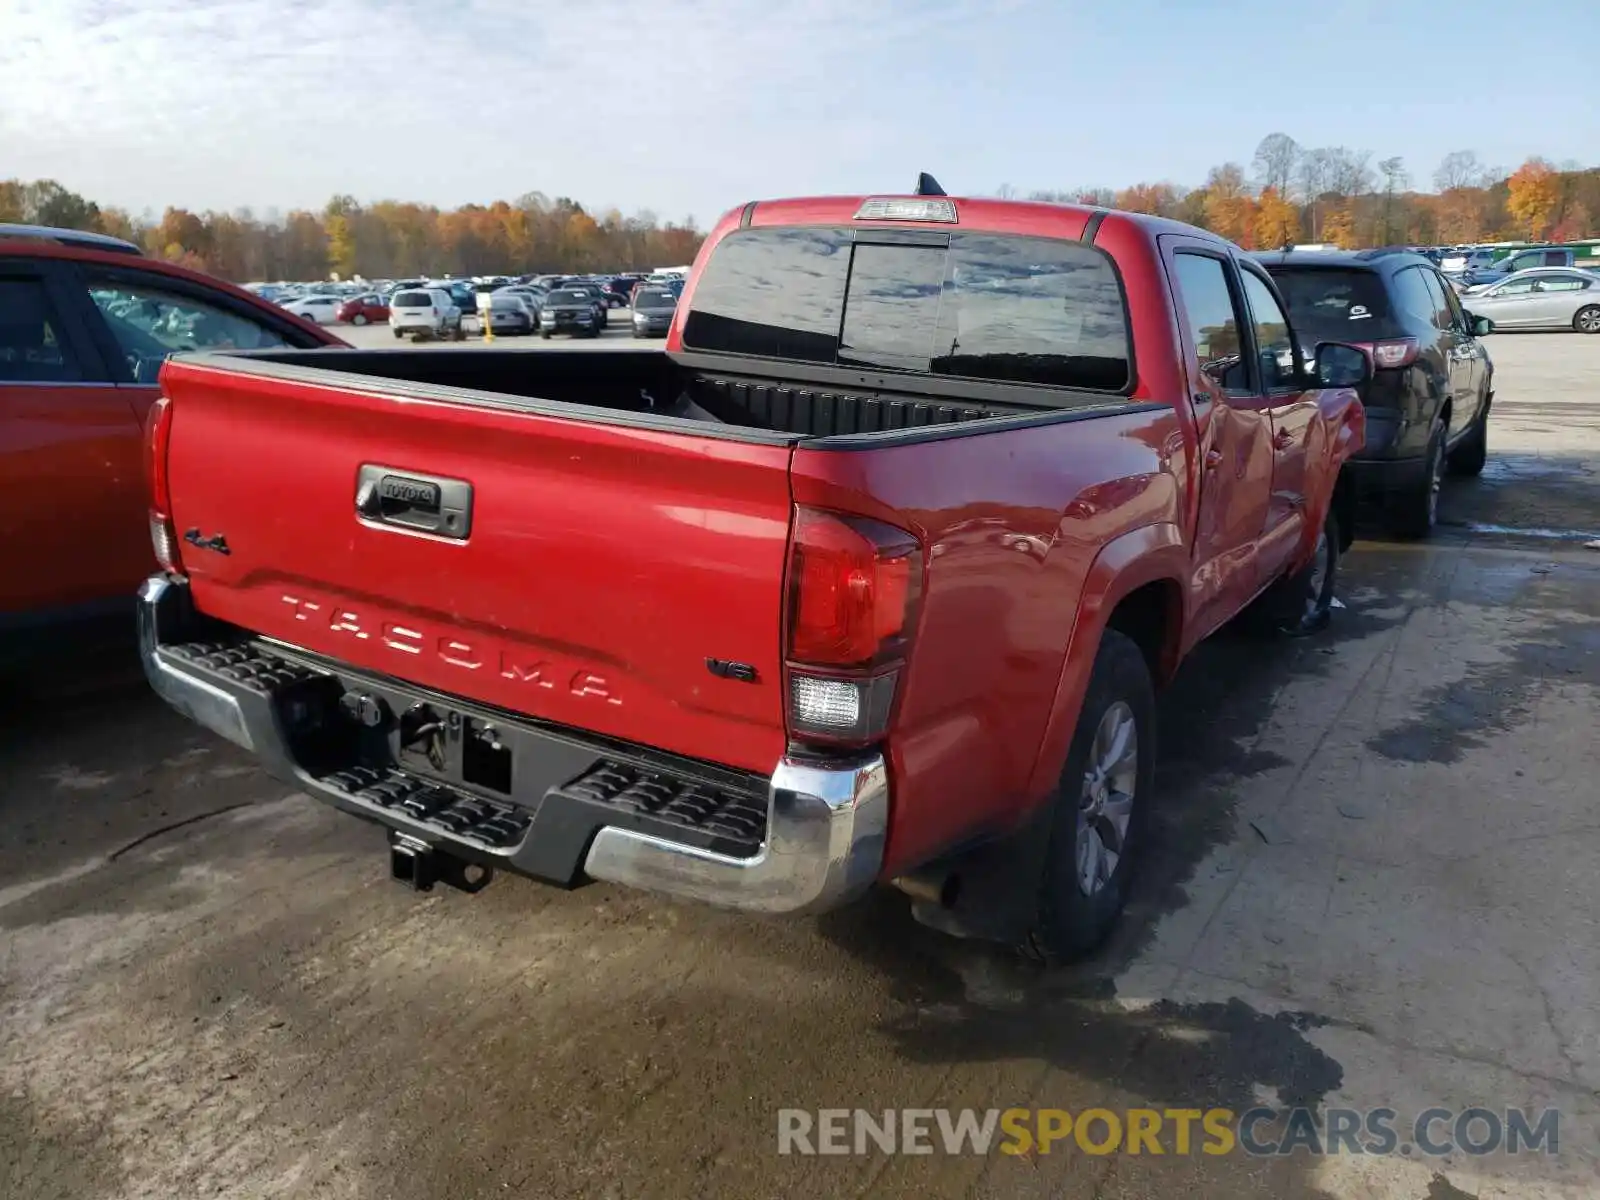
(320, 765, 532, 849)
(161, 640, 321, 695)
(557, 762, 766, 857)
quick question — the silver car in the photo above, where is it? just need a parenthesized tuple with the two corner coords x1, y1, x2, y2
(1461, 268, 1600, 333)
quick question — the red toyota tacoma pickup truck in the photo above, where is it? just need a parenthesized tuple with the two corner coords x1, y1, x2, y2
(139, 190, 1365, 960)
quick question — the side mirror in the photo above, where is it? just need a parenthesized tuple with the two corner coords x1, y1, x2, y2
(1313, 341, 1372, 389)
(1468, 314, 1493, 336)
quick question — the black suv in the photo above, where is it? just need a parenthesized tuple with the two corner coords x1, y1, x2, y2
(1256, 249, 1494, 537)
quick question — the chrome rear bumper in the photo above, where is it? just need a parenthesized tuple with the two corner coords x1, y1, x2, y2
(137, 574, 887, 915)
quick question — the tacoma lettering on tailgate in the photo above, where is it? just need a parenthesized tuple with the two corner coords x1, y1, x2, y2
(280, 594, 623, 705)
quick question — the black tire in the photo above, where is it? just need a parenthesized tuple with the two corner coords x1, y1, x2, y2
(1447, 397, 1489, 476)
(1574, 305, 1600, 335)
(540, 329, 551, 339)
(1392, 424, 1445, 539)
(1270, 508, 1340, 636)
(352, 314, 368, 326)
(1016, 630, 1155, 965)
(392, 329, 403, 340)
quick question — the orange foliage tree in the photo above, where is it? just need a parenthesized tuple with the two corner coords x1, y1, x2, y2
(1253, 187, 1301, 249)
(1505, 158, 1560, 240)
(1320, 204, 1358, 248)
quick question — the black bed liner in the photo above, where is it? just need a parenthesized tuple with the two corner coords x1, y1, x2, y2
(176, 347, 1156, 448)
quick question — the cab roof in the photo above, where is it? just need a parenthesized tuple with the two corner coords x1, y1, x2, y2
(0, 222, 143, 255)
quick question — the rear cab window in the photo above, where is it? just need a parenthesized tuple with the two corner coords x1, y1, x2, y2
(681, 226, 1131, 395)
(392, 291, 432, 307)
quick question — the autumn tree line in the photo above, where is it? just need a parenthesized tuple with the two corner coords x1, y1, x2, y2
(1003, 134, 1598, 250)
(0, 179, 705, 282)
(4, 135, 1597, 285)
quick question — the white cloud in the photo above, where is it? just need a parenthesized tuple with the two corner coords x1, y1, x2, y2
(0, 0, 1016, 222)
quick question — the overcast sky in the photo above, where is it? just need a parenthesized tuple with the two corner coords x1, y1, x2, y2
(3, 0, 1597, 227)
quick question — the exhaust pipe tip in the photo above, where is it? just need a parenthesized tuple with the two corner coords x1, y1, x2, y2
(892, 870, 961, 909)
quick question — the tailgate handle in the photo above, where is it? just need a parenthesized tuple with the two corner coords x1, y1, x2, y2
(355, 465, 473, 540)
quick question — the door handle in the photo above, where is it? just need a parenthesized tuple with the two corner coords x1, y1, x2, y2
(1204, 448, 1224, 470)
(355, 465, 474, 539)
(1273, 429, 1294, 450)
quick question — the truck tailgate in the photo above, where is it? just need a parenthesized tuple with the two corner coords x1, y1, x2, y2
(160, 361, 795, 773)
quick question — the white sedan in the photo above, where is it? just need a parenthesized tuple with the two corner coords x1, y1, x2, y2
(279, 294, 344, 324)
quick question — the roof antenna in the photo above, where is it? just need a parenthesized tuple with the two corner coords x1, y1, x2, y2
(915, 172, 947, 197)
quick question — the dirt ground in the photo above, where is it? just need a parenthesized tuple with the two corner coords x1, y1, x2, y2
(2, 334, 1597, 1200)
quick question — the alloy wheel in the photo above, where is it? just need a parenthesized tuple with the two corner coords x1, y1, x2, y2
(1076, 701, 1138, 896)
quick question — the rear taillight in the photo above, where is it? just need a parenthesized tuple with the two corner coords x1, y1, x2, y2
(1361, 338, 1420, 370)
(144, 396, 183, 575)
(784, 507, 922, 748)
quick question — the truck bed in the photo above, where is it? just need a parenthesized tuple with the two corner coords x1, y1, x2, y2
(203, 347, 1129, 443)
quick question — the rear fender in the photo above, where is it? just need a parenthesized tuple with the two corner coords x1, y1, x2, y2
(1024, 523, 1188, 800)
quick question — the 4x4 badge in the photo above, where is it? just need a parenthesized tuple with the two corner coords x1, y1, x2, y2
(182, 528, 230, 555)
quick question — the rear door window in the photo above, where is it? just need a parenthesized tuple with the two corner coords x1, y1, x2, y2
(1171, 253, 1248, 394)
(683, 227, 1130, 392)
(1391, 267, 1438, 331)
(1239, 271, 1298, 390)
(1267, 268, 1392, 338)
(85, 277, 292, 385)
(0, 275, 83, 383)
(1419, 269, 1455, 331)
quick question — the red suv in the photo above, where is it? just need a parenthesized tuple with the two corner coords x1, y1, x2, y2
(0, 223, 343, 668)
(336, 293, 390, 325)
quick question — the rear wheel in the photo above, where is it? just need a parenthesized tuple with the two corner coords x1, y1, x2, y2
(1448, 397, 1489, 476)
(392, 329, 403, 340)
(352, 314, 368, 326)
(1393, 424, 1445, 539)
(1574, 305, 1600, 335)
(1016, 630, 1154, 965)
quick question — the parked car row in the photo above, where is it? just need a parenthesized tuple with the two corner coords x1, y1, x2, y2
(1418, 240, 1600, 299)
(258, 270, 688, 340)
